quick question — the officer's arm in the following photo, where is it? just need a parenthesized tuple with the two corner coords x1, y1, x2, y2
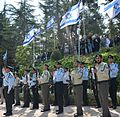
(83, 68, 89, 78)
(111, 64, 119, 74)
(7, 78, 15, 94)
(53, 71, 56, 83)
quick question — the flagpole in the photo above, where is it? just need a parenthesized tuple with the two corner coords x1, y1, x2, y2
(77, 0, 84, 61)
(53, 25, 56, 49)
(77, 21, 81, 61)
(83, 11, 86, 40)
(32, 40, 35, 67)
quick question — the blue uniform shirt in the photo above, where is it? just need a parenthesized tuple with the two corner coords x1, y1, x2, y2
(80, 67, 89, 81)
(29, 73, 37, 87)
(3, 71, 15, 94)
(53, 68, 64, 83)
(109, 63, 118, 78)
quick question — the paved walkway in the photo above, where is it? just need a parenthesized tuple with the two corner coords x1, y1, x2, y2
(0, 103, 120, 117)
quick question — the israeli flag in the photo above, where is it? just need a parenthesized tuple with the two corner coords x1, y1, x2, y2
(60, 1, 83, 29)
(23, 26, 35, 46)
(46, 16, 55, 30)
(34, 28, 41, 36)
(3, 50, 7, 61)
(104, 0, 120, 19)
(98, 0, 106, 6)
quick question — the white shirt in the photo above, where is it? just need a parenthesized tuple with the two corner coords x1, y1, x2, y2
(63, 71, 70, 84)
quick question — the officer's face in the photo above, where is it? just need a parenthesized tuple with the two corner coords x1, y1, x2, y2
(74, 62, 78, 67)
(56, 64, 61, 68)
(5, 68, 10, 73)
(108, 58, 113, 63)
(80, 64, 84, 68)
(95, 56, 102, 64)
(43, 65, 47, 70)
(32, 70, 36, 73)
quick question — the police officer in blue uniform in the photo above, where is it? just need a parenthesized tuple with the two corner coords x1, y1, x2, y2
(63, 67, 70, 107)
(2, 66, 15, 116)
(29, 68, 39, 109)
(80, 62, 89, 106)
(53, 62, 64, 114)
(108, 55, 119, 109)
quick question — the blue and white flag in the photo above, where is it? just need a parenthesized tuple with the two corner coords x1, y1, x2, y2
(46, 16, 55, 30)
(34, 28, 41, 36)
(23, 26, 35, 46)
(104, 0, 120, 19)
(98, 0, 106, 6)
(3, 50, 7, 61)
(60, 1, 84, 29)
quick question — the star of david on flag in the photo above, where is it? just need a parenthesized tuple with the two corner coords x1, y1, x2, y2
(104, 0, 120, 19)
(46, 16, 55, 30)
(60, 1, 84, 29)
(23, 26, 41, 46)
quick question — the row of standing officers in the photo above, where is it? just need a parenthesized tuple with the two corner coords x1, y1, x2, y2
(1, 54, 119, 117)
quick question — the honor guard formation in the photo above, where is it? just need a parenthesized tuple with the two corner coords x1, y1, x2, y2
(0, 54, 119, 117)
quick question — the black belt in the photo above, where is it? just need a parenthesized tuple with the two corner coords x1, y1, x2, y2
(4, 86, 8, 88)
(97, 80, 109, 84)
(55, 81, 63, 84)
(73, 84, 82, 86)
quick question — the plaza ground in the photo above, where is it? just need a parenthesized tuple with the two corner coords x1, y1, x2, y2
(0, 103, 120, 117)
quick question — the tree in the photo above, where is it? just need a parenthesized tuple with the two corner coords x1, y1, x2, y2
(0, 0, 37, 67)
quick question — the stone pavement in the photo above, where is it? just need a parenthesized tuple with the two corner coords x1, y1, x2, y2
(0, 103, 120, 117)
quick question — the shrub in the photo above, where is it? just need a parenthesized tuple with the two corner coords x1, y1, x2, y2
(50, 49, 63, 61)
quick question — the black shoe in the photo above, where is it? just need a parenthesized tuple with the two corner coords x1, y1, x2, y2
(56, 111, 63, 114)
(56, 110, 59, 112)
(14, 103, 20, 106)
(64, 104, 69, 107)
(30, 107, 39, 110)
(51, 104, 57, 106)
(21, 105, 29, 108)
(95, 106, 101, 108)
(3, 113, 7, 115)
(5, 113, 13, 116)
(41, 109, 50, 112)
(100, 114, 111, 117)
(74, 113, 83, 117)
(109, 105, 113, 108)
(113, 106, 117, 109)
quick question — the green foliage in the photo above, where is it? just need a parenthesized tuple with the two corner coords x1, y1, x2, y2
(50, 49, 62, 61)
(16, 46, 33, 66)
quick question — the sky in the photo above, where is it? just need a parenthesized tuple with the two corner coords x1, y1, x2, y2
(0, 0, 43, 20)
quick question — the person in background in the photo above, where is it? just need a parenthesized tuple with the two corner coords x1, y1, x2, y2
(0, 75, 4, 104)
(63, 67, 70, 107)
(14, 73, 21, 106)
(71, 61, 83, 117)
(53, 62, 64, 114)
(2, 66, 15, 116)
(39, 64, 50, 112)
(29, 68, 39, 110)
(21, 69, 31, 108)
(108, 55, 119, 109)
(80, 62, 89, 106)
(94, 54, 111, 117)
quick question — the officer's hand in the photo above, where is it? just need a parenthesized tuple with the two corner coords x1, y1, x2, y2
(94, 69, 97, 73)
